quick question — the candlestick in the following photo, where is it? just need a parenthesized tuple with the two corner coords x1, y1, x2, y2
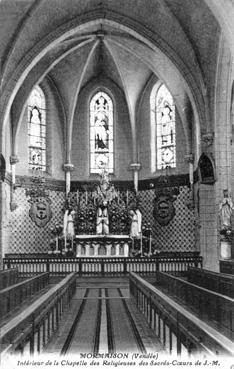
(140, 233, 143, 256)
(55, 236, 59, 254)
(149, 233, 152, 256)
(64, 235, 67, 252)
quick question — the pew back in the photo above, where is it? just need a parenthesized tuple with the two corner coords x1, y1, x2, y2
(187, 267, 234, 298)
(0, 272, 49, 321)
(0, 268, 18, 290)
(130, 272, 234, 357)
(0, 273, 76, 355)
(153, 271, 234, 341)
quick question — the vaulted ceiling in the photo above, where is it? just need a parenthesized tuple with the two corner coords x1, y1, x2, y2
(0, 0, 222, 158)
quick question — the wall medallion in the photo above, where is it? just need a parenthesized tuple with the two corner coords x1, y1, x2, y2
(29, 196, 52, 227)
(153, 193, 176, 226)
(26, 177, 52, 227)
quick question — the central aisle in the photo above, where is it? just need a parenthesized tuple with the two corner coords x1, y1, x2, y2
(44, 277, 164, 355)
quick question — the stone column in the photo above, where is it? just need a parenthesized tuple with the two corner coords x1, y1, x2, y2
(63, 163, 74, 195)
(10, 155, 19, 211)
(129, 163, 141, 193)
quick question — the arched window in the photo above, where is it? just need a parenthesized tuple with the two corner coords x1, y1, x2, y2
(28, 86, 46, 171)
(150, 83, 176, 171)
(90, 91, 114, 174)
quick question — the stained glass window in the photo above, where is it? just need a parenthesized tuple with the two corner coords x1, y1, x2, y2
(28, 86, 46, 171)
(90, 91, 114, 174)
(151, 84, 176, 171)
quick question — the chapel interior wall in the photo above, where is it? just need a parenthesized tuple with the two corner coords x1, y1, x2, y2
(71, 77, 132, 181)
(137, 76, 189, 180)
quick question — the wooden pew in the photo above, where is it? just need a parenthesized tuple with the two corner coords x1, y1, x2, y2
(130, 272, 234, 357)
(0, 272, 49, 321)
(187, 266, 234, 298)
(0, 273, 76, 355)
(152, 271, 234, 341)
(0, 268, 18, 290)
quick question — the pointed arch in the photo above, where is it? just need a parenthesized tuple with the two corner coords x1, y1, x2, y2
(27, 85, 46, 171)
(150, 83, 176, 172)
(90, 91, 114, 174)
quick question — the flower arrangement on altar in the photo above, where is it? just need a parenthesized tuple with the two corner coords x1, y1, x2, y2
(220, 227, 233, 242)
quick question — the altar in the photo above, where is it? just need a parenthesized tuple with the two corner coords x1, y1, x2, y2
(75, 235, 131, 257)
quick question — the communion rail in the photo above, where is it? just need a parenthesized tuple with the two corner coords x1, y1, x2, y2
(0, 273, 76, 355)
(129, 272, 234, 357)
(3, 254, 202, 277)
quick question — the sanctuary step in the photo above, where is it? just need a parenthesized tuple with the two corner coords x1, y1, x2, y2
(75, 276, 129, 289)
(44, 278, 165, 354)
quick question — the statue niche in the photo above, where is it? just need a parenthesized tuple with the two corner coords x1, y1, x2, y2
(198, 153, 215, 184)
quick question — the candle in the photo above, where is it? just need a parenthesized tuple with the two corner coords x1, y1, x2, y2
(126, 189, 128, 205)
(85, 190, 88, 204)
(76, 189, 79, 204)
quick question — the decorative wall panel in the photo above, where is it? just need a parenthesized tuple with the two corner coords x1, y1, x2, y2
(10, 188, 65, 253)
(8, 185, 195, 254)
(139, 186, 195, 252)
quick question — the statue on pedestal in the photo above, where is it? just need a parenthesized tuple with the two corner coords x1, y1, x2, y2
(96, 203, 109, 235)
(219, 189, 234, 260)
(63, 204, 76, 251)
(219, 189, 234, 231)
(129, 207, 142, 239)
(93, 168, 117, 235)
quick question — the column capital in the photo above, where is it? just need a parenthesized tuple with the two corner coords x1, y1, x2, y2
(63, 163, 74, 172)
(10, 155, 19, 165)
(184, 154, 194, 164)
(129, 163, 141, 171)
(202, 132, 214, 146)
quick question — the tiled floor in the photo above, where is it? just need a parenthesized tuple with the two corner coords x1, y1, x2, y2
(44, 277, 164, 355)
